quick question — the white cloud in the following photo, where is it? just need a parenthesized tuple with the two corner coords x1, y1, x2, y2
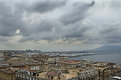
(16, 29, 20, 34)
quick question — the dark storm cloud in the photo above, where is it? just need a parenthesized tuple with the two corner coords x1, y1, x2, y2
(62, 26, 89, 40)
(99, 23, 121, 44)
(0, 0, 93, 42)
(0, 0, 67, 40)
(18, 1, 95, 42)
(19, 19, 90, 42)
(0, 1, 24, 37)
(1, 0, 121, 46)
(60, 1, 95, 25)
(85, 22, 121, 44)
(18, 0, 67, 13)
(19, 20, 58, 42)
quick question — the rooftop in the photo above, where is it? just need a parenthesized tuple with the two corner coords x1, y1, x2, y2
(58, 60, 81, 64)
(46, 71, 58, 76)
(0, 69, 15, 74)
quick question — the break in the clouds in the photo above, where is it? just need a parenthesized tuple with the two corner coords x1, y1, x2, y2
(0, 0, 121, 51)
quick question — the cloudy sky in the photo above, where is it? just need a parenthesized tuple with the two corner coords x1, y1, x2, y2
(0, 0, 121, 51)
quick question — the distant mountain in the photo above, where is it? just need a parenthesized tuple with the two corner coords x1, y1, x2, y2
(90, 45, 121, 52)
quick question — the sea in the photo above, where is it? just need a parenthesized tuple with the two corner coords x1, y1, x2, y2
(68, 52, 121, 65)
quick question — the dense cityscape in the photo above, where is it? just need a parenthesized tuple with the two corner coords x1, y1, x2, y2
(0, 0, 121, 80)
(0, 50, 120, 80)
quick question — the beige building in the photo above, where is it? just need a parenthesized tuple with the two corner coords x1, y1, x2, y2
(46, 71, 66, 80)
(93, 62, 117, 80)
(0, 69, 16, 80)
